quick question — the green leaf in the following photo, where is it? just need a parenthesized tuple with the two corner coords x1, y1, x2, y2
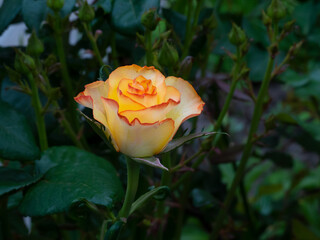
(60, 0, 76, 17)
(129, 186, 169, 215)
(111, 0, 160, 35)
(96, 0, 113, 13)
(0, 167, 42, 196)
(162, 131, 222, 153)
(19, 146, 124, 216)
(132, 156, 168, 171)
(22, 0, 48, 32)
(0, 100, 40, 161)
(0, 0, 23, 35)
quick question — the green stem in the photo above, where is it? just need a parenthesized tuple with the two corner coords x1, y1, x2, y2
(83, 22, 104, 66)
(53, 13, 77, 128)
(27, 73, 48, 151)
(231, 162, 255, 234)
(181, 0, 204, 59)
(145, 29, 153, 66)
(111, 31, 119, 68)
(156, 153, 171, 240)
(211, 55, 275, 240)
(118, 157, 140, 219)
(170, 150, 203, 173)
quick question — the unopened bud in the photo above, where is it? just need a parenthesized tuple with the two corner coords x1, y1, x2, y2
(262, 10, 272, 25)
(47, 0, 64, 12)
(228, 23, 246, 46)
(141, 8, 159, 31)
(158, 40, 179, 67)
(27, 30, 44, 57)
(14, 51, 36, 74)
(267, 0, 286, 22)
(79, 1, 95, 22)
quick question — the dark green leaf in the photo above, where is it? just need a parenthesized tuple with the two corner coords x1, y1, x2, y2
(0, 100, 40, 161)
(129, 186, 169, 215)
(162, 8, 186, 40)
(19, 146, 124, 216)
(22, 0, 48, 32)
(60, 0, 76, 17)
(0, 0, 23, 35)
(0, 167, 42, 196)
(111, 0, 160, 35)
(162, 131, 222, 153)
(132, 156, 168, 171)
(96, 0, 113, 13)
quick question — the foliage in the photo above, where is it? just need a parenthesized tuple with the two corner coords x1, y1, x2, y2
(0, 0, 320, 239)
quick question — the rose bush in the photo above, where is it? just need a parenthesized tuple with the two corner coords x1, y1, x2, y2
(75, 65, 204, 157)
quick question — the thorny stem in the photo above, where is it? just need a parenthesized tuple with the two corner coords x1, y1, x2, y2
(53, 12, 78, 129)
(211, 25, 278, 240)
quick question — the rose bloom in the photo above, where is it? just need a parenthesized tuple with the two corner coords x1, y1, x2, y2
(75, 65, 204, 157)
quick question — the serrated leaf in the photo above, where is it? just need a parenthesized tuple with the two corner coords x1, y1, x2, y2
(19, 146, 124, 216)
(132, 156, 168, 171)
(0, 0, 23, 35)
(162, 131, 223, 153)
(0, 100, 40, 161)
(129, 186, 169, 215)
(0, 167, 42, 196)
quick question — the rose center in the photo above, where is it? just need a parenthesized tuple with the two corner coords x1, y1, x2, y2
(127, 75, 157, 96)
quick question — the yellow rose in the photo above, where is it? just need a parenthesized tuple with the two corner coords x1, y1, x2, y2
(75, 65, 204, 157)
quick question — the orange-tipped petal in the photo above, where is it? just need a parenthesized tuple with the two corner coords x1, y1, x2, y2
(74, 80, 109, 128)
(165, 77, 205, 135)
(102, 98, 175, 157)
(74, 92, 93, 109)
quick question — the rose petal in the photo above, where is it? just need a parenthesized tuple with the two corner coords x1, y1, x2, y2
(165, 77, 205, 134)
(74, 81, 109, 127)
(164, 86, 181, 103)
(117, 78, 158, 108)
(74, 92, 93, 109)
(119, 99, 179, 124)
(102, 98, 175, 157)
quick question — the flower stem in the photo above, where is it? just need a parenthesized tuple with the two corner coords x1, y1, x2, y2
(118, 157, 140, 219)
(27, 72, 48, 151)
(111, 31, 119, 68)
(53, 13, 78, 129)
(211, 55, 275, 240)
(145, 29, 153, 66)
(181, 0, 204, 59)
(156, 153, 171, 240)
